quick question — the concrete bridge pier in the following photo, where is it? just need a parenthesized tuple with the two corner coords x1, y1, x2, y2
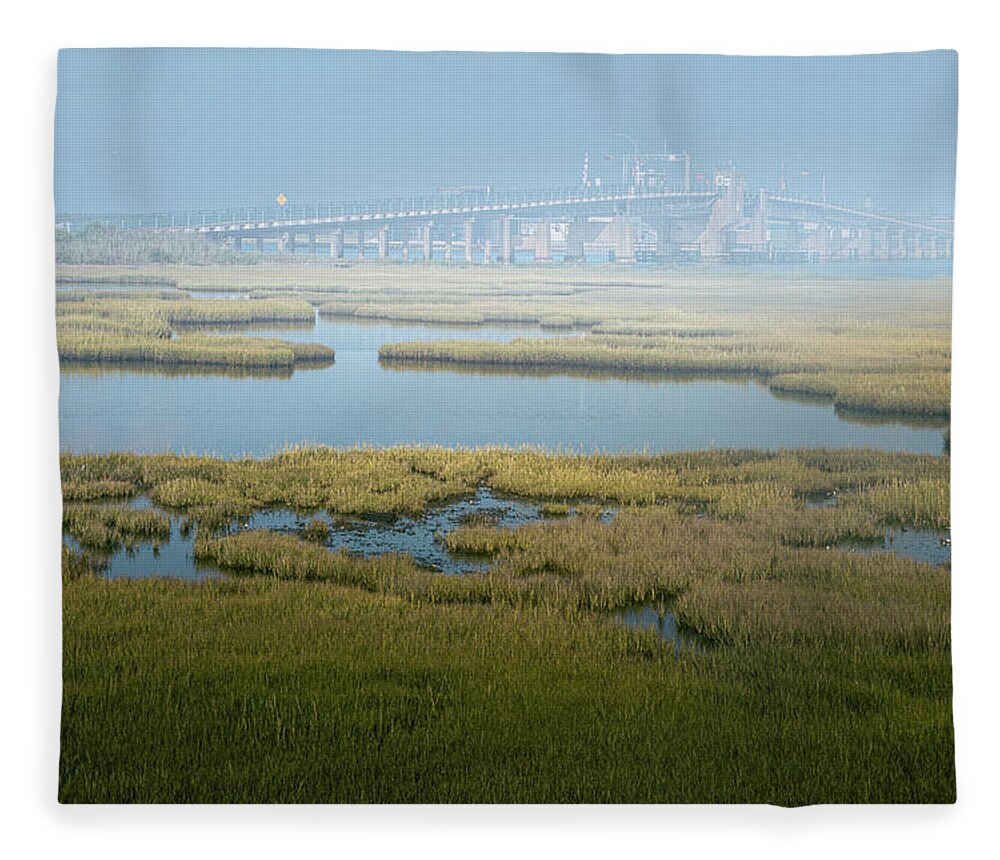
(535, 221, 551, 262)
(878, 227, 891, 260)
(464, 219, 474, 263)
(256, 236, 265, 254)
(615, 215, 634, 263)
(330, 230, 343, 260)
(750, 190, 768, 249)
(483, 239, 491, 264)
(277, 232, 290, 255)
(502, 216, 513, 264)
(565, 217, 585, 261)
(422, 223, 432, 262)
(402, 242, 409, 262)
(444, 239, 452, 262)
(378, 227, 389, 260)
(857, 228, 872, 260)
(356, 229, 365, 261)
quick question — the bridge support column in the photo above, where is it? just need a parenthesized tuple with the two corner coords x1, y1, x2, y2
(535, 221, 551, 261)
(330, 230, 343, 260)
(565, 217, 585, 261)
(256, 236, 265, 255)
(277, 232, 289, 255)
(652, 219, 673, 259)
(422, 223, 432, 262)
(615, 215, 634, 263)
(483, 239, 491, 264)
(356, 229, 365, 261)
(464, 219, 474, 263)
(879, 227, 890, 260)
(857, 228, 872, 260)
(750, 190, 768, 251)
(502, 216, 513, 264)
(444, 239, 452, 262)
(378, 227, 388, 260)
(402, 242, 409, 262)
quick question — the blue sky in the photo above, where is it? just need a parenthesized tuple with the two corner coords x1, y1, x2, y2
(55, 49, 957, 215)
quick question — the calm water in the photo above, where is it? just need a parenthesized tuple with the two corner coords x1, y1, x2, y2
(59, 317, 946, 456)
(65, 489, 947, 585)
(837, 527, 951, 567)
(64, 490, 602, 578)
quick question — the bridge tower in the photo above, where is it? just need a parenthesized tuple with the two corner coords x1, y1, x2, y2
(698, 170, 744, 259)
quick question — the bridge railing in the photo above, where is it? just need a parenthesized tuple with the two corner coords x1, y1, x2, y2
(58, 184, 687, 231)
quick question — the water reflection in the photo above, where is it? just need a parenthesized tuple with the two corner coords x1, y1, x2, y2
(59, 318, 948, 457)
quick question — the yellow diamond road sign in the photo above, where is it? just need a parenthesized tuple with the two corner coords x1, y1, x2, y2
(276, 193, 287, 207)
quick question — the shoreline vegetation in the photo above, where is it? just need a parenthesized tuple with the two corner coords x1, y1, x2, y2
(60, 446, 953, 803)
(56, 293, 332, 371)
(379, 335, 949, 419)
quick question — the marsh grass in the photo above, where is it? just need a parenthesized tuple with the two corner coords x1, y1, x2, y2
(62, 504, 171, 552)
(380, 330, 950, 419)
(56, 294, 330, 371)
(59, 447, 954, 803)
(60, 570, 954, 803)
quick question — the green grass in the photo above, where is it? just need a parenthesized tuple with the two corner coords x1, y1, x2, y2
(61, 575, 954, 804)
(60, 447, 949, 527)
(62, 504, 171, 552)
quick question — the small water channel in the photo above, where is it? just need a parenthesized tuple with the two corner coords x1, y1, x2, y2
(64, 489, 617, 579)
(238, 487, 548, 574)
(836, 527, 951, 567)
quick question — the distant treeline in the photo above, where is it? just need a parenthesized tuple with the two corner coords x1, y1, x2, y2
(56, 223, 251, 265)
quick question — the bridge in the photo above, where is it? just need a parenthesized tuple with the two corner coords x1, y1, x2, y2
(57, 174, 954, 264)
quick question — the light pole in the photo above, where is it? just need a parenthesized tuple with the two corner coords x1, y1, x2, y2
(613, 133, 638, 188)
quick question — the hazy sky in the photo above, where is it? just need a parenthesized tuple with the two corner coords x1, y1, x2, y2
(55, 49, 957, 215)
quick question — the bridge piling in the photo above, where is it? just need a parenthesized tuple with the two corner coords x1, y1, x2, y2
(614, 215, 634, 263)
(565, 217, 585, 261)
(535, 220, 551, 262)
(422, 223, 432, 262)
